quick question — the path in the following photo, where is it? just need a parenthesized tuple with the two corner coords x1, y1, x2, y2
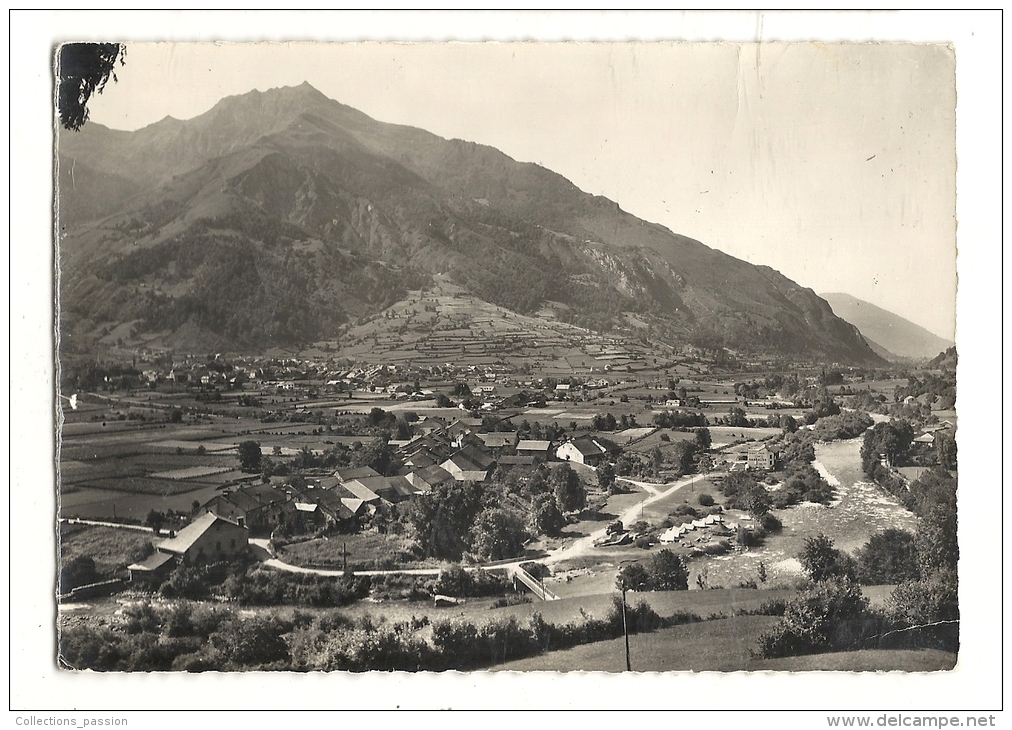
(60, 517, 157, 535)
(255, 472, 715, 580)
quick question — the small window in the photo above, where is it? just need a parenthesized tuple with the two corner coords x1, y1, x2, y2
(216, 541, 222, 551)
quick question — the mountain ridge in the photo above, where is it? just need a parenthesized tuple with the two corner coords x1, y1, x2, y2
(821, 292, 953, 361)
(57, 83, 883, 365)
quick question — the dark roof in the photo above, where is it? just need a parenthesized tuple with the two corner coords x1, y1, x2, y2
(128, 551, 175, 572)
(335, 466, 380, 481)
(569, 435, 621, 457)
(456, 444, 495, 470)
(477, 432, 517, 448)
(498, 455, 536, 466)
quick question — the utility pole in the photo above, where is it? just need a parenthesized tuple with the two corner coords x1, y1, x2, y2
(343, 542, 348, 573)
(621, 579, 631, 672)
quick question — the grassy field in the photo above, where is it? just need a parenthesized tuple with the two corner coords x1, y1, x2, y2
(493, 616, 956, 672)
(60, 525, 156, 576)
(494, 615, 780, 671)
(59, 483, 223, 521)
(752, 649, 956, 671)
(277, 532, 437, 571)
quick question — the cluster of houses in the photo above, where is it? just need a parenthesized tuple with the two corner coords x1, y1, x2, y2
(127, 419, 628, 584)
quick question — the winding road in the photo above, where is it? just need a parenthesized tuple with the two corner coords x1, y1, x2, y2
(257, 471, 713, 579)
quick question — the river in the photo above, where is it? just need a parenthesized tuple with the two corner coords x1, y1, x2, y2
(689, 434, 919, 588)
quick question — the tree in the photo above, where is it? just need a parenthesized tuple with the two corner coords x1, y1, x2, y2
(59, 555, 98, 593)
(934, 431, 957, 470)
(756, 576, 870, 658)
(528, 493, 566, 537)
(741, 484, 772, 520)
(169, 408, 183, 424)
(799, 535, 857, 583)
(145, 509, 166, 533)
(57, 43, 125, 131)
(694, 427, 712, 451)
(725, 407, 750, 428)
(551, 464, 586, 513)
(468, 507, 529, 562)
(855, 529, 920, 585)
(237, 440, 262, 473)
(352, 440, 402, 477)
(915, 502, 958, 577)
(616, 563, 651, 592)
(435, 393, 453, 408)
(647, 549, 689, 590)
(597, 462, 616, 493)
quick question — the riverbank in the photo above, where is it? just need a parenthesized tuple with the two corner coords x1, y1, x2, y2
(687, 435, 918, 588)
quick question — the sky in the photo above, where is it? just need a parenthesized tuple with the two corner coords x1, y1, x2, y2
(82, 39, 958, 341)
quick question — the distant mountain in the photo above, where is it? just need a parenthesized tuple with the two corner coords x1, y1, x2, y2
(821, 293, 954, 361)
(56, 83, 883, 364)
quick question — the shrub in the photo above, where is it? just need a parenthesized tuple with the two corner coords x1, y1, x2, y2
(647, 549, 689, 591)
(697, 493, 715, 507)
(856, 529, 920, 585)
(755, 577, 871, 659)
(799, 534, 857, 583)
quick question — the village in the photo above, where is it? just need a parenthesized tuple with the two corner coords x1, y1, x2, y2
(56, 340, 958, 672)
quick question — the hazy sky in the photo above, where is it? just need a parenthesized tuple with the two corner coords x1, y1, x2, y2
(84, 40, 957, 340)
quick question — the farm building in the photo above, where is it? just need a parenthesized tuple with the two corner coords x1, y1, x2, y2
(334, 466, 381, 482)
(497, 455, 536, 469)
(203, 483, 292, 534)
(127, 551, 176, 586)
(516, 440, 553, 462)
(156, 512, 249, 565)
(404, 465, 453, 493)
(556, 435, 621, 466)
(477, 431, 518, 451)
(441, 446, 495, 482)
(339, 478, 383, 504)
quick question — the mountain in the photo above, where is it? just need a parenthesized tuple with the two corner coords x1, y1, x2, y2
(56, 83, 883, 364)
(821, 293, 954, 361)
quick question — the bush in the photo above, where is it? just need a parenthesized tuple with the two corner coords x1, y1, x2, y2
(856, 529, 920, 585)
(647, 549, 689, 591)
(433, 565, 510, 598)
(755, 577, 871, 659)
(697, 493, 715, 507)
(59, 555, 99, 593)
(799, 535, 857, 583)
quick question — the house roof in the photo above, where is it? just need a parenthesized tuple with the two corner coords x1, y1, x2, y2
(477, 432, 517, 448)
(335, 466, 380, 482)
(405, 465, 452, 491)
(456, 444, 495, 469)
(340, 479, 382, 503)
(566, 435, 620, 457)
(128, 551, 175, 572)
(516, 440, 551, 452)
(157, 513, 245, 556)
(442, 451, 489, 474)
(498, 455, 536, 466)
